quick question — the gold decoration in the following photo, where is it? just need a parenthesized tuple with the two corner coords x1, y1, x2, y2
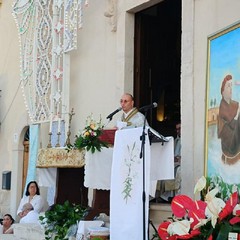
(47, 132, 52, 148)
(65, 108, 75, 146)
(37, 148, 85, 168)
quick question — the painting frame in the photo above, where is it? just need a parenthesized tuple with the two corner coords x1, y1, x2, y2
(205, 21, 240, 198)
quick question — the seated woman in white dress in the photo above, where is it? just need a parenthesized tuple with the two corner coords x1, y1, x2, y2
(17, 181, 44, 219)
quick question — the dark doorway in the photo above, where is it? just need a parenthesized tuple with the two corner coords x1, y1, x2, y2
(56, 168, 88, 207)
(134, 0, 181, 137)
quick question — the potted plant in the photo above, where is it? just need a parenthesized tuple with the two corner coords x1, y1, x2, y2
(39, 200, 87, 240)
(158, 176, 240, 240)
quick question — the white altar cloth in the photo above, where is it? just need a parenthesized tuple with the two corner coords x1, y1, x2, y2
(84, 130, 174, 190)
(84, 148, 113, 190)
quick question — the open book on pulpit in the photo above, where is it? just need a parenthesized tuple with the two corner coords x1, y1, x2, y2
(99, 127, 168, 145)
(148, 127, 169, 144)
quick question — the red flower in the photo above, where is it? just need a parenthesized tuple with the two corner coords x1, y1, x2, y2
(219, 204, 233, 220)
(236, 209, 240, 216)
(219, 192, 238, 220)
(188, 200, 207, 229)
(171, 195, 195, 218)
(176, 229, 201, 239)
(193, 200, 207, 211)
(158, 184, 240, 240)
(158, 221, 172, 240)
(207, 235, 213, 240)
(230, 216, 240, 225)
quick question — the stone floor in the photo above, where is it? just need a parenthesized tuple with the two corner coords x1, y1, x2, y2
(149, 202, 172, 239)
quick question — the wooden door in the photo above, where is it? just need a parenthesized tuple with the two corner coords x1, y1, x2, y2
(134, 0, 181, 137)
(56, 168, 88, 207)
(22, 140, 29, 194)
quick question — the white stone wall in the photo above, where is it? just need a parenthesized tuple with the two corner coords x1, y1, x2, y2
(0, 190, 11, 217)
(181, 0, 240, 197)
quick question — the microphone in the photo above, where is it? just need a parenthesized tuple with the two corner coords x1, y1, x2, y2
(139, 102, 158, 111)
(106, 107, 122, 120)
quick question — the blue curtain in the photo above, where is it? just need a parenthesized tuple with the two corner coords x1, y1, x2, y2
(24, 124, 39, 193)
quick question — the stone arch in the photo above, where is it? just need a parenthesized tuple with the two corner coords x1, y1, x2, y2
(10, 113, 29, 218)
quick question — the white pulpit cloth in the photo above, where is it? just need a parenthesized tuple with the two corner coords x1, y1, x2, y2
(110, 127, 150, 240)
(150, 138, 174, 180)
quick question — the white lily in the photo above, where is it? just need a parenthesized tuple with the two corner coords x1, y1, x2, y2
(167, 218, 193, 236)
(193, 218, 210, 230)
(194, 176, 206, 194)
(205, 197, 225, 228)
(233, 204, 240, 215)
(205, 187, 219, 202)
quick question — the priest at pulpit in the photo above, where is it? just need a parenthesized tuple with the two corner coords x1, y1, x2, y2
(85, 93, 149, 220)
(116, 93, 148, 129)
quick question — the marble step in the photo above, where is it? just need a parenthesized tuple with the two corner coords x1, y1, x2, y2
(0, 223, 45, 240)
(149, 202, 172, 238)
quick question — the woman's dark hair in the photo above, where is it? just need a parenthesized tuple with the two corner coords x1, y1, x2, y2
(25, 181, 40, 196)
(3, 214, 15, 224)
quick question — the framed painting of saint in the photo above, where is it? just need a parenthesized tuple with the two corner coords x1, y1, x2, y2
(205, 21, 240, 198)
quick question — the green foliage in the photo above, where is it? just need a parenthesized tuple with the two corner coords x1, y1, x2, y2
(122, 143, 138, 203)
(39, 200, 87, 240)
(205, 175, 240, 201)
(189, 219, 240, 240)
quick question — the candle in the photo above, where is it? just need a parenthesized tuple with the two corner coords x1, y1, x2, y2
(58, 117, 61, 133)
(49, 113, 53, 133)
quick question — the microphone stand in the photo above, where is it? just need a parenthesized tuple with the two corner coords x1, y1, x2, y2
(103, 119, 111, 129)
(139, 110, 148, 240)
